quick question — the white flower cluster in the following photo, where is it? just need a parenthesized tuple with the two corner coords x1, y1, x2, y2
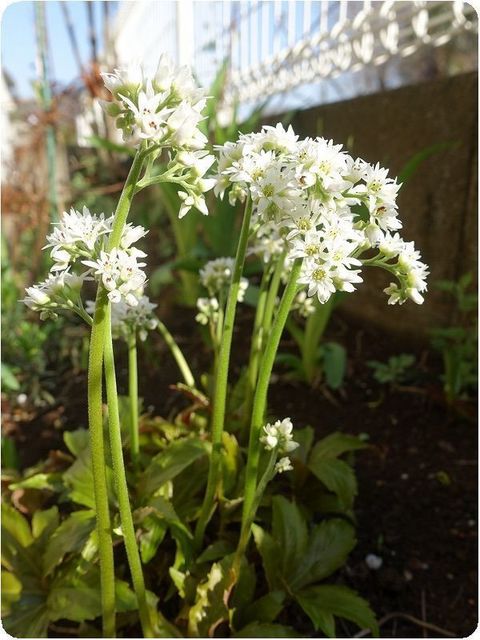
(195, 257, 249, 328)
(199, 257, 248, 301)
(86, 294, 158, 341)
(23, 207, 150, 318)
(260, 417, 299, 474)
(101, 55, 215, 219)
(215, 124, 429, 306)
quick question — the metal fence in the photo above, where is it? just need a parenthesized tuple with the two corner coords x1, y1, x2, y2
(188, 1, 477, 108)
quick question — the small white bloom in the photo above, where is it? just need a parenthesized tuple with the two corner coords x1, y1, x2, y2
(275, 457, 294, 473)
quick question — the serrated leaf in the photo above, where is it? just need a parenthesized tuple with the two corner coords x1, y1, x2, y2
(234, 622, 300, 637)
(295, 584, 378, 637)
(272, 496, 308, 579)
(43, 510, 96, 576)
(252, 524, 281, 590)
(289, 519, 356, 590)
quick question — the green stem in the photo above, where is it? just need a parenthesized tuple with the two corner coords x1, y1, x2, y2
(302, 296, 335, 383)
(239, 259, 303, 550)
(128, 333, 139, 464)
(87, 149, 145, 636)
(157, 320, 195, 387)
(87, 288, 116, 638)
(262, 249, 287, 336)
(194, 197, 253, 550)
(242, 262, 272, 430)
(235, 450, 277, 570)
(104, 310, 154, 638)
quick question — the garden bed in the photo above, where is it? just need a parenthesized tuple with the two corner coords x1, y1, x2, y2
(4, 306, 476, 638)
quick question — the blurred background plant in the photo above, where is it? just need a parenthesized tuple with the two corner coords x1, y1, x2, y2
(430, 273, 478, 404)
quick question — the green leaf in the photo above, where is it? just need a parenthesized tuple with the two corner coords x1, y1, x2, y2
(292, 426, 315, 465)
(47, 576, 137, 623)
(322, 342, 346, 389)
(10, 472, 63, 493)
(234, 622, 300, 637)
(32, 506, 59, 539)
(1, 570, 21, 616)
(64, 428, 90, 457)
(309, 458, 357, 509)
(3, 602, 49, 638)
(197, 540, 235, 564)
(295, 584, 378, 637)
(139, 515, 167, 564)
(139, 437, 209, 496)
(309, 432, 367, 461)
(240, 590, 285, 626)
(187, 557, 233, 637)
(289, 519, 356, 590)
(2, 436, 19, 469)
(1, 503, 33, 548)
(252, 524, 281, 590)
(272, 496, 308, 579)
(1, 362, 19, 391)
(43, 510, 96, 575)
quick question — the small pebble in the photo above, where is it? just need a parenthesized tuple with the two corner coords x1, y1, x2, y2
(404, 569, 413, 581)
(365, 553, 383, 570)
(401, 473, 409, 480)
(17, 393, 28, 406)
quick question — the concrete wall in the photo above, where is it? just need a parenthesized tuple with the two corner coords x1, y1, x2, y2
(274, 72, 477, 341)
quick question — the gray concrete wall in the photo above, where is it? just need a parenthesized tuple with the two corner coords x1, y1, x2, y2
(271, 72, 477, 342)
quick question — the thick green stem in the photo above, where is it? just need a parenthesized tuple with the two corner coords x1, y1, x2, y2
(87, 288, 116, 638)
(104, 309, 154, 638)
(194, 198, 253, 550)
(235, 450, 277, 570)
(87, 149, 145, 636)
(242, 262, 272, 430)
(156, 320, 195, 387)
(239, 259, 303, 550)
(128, 333, 139, 464)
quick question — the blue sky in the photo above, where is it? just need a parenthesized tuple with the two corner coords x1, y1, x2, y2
(2, 1, 118, 98)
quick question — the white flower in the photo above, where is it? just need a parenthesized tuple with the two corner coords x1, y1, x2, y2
(195, 297, 219, 326)
(83, 248, 147, 306)
(260, 417, 299, 454)
(275, 457, 293, 473)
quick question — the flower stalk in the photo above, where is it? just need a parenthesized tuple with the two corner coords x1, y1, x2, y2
(157, 319, 195, 387)
(104, 307, 154, 638)
(194, 197, 253, 550)
(238, 258, 302, 553)
(128, 332, 139, 464)
(87, 149, 145, 636)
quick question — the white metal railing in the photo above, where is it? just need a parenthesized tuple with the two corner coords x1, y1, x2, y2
(188, 1, 477, 107)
